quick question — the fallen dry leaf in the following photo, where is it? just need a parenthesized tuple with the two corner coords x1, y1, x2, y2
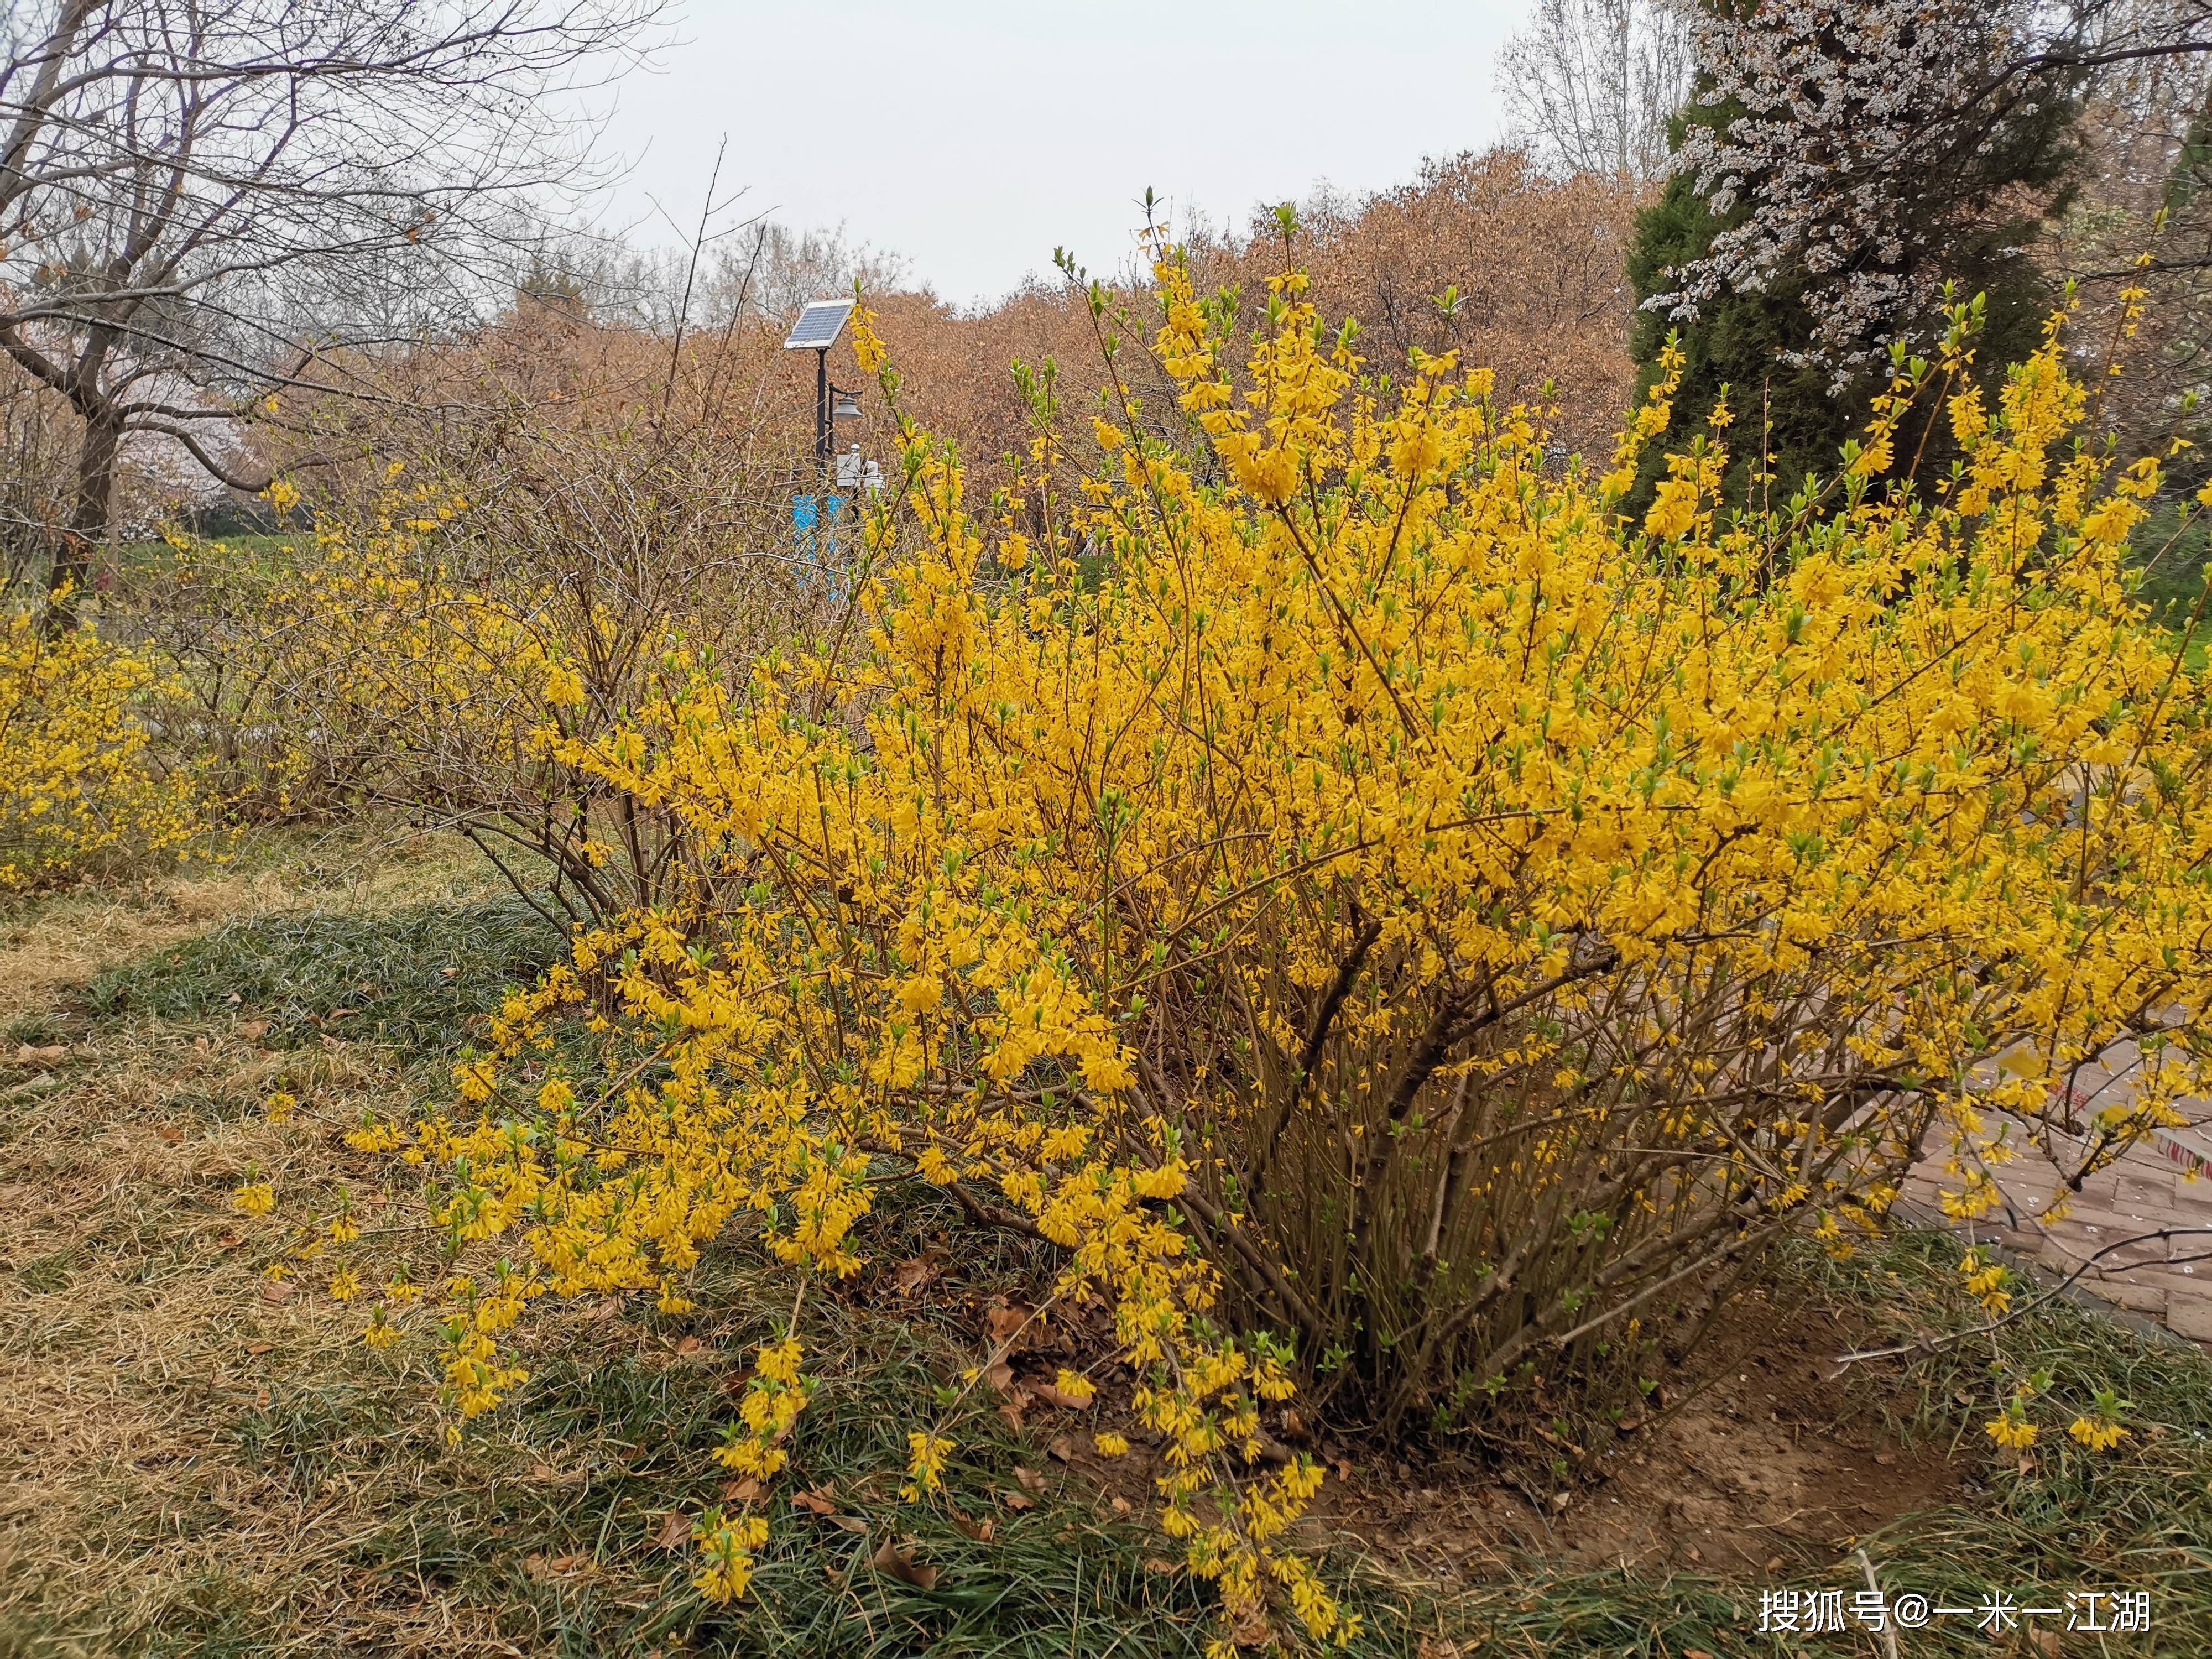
(870, 1536, 938, 1592)
(1046, 1436, 1077, 1464)
(673, 1336, 705, 1357)
(156, 1126, 184, 1144)
(949, 1510, 994, 1541)
(983, 1359, 1016, 1394)
(984, 1299, 1033, 1349)
(259, 1277, 296, 1304)
(1417, 1636, 1460, 1659)
(13, 1044, 65, 1063)
(1143, 1557, 1177, 1574)
(1109, 1495, 1131, 1516)
(827, 1515, 868, 1535)
(244, 1340, 274, 1355)
(654, 1510, 692, 1551)
(239, 1019, 270, 1041)
(1230, 1598, 1272, 1647)
(1683, 1650, 1717, 1659)
(791, 1486, 837, 1516)
(1014, 1464, 1047, 1493)
(1031, 1380, 1088, 1410)
(720, 1476, 763, 1505)
(1002, 1491, 1035, 1512)
(891, 1254, 941, 1296)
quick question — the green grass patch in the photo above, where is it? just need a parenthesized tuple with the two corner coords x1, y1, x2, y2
(87, 896, 562, 1061)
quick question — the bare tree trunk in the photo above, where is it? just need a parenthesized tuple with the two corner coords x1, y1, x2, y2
(48, 405, 118, 622)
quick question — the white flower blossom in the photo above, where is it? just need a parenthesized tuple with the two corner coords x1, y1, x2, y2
(1649, 0, 2056, 387)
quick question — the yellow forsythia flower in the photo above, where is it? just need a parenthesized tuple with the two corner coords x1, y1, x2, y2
(691, 1508, 770, 1604)
(902, 1431, 953, 1499)
(1986, 1407, 2038, 1450)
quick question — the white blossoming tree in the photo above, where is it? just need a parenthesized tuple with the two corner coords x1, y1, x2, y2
(1644, 0, 2083, 385)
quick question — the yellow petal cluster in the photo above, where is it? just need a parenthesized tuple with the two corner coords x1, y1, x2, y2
(0, 607, 196, 885)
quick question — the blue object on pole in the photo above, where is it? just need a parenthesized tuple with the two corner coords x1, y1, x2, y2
(792, 493, 846, 531)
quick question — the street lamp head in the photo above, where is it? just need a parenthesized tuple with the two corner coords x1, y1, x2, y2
(832, 388, 862, 420)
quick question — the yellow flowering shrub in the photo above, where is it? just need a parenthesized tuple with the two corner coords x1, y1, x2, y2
(144, 446, 811, 924)
(349, 257, 2212, 1643)
(140, 481, 547, 821)
(0, 606, 196, 886)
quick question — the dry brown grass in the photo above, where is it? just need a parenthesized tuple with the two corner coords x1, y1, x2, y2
(0, 832, 565, 1655)
(0, 875, 263, 1026)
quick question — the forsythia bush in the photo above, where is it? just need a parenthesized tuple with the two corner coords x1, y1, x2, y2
(351, 259, 2212, 1646)
(145, 455, 812, 922)
(0, 606, 195, 886)
(144, 477, 544, 817)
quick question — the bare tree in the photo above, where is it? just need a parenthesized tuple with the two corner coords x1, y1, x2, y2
(525, 218, 910, 336)
(1495, 0, 1693, 182)
(0, 0, 661, 612)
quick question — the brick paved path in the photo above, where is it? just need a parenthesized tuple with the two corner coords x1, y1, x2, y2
(1897, 1080, 2212, 1349)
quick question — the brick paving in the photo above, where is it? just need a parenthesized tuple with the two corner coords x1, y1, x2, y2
(1897, 1081, 2212, 1350)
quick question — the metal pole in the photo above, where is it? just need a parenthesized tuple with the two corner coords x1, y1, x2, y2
(815, 346, 830, 478)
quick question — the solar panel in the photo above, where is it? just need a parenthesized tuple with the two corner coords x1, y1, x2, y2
(782, 299, 854, 350)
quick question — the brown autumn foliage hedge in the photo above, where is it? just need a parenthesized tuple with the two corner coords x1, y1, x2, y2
(866, 151, 1640, 486)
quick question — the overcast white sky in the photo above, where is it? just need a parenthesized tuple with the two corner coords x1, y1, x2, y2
(591, 0, 1535, 310)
